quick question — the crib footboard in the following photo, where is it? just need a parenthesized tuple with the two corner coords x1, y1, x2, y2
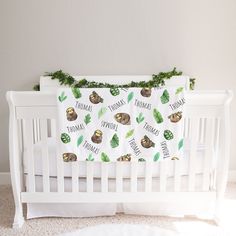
(6, 90, 233, 228)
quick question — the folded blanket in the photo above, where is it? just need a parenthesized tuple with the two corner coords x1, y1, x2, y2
(57, 87, 185, 162)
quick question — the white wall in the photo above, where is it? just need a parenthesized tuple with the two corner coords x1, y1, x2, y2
(0, 0, 235, 172)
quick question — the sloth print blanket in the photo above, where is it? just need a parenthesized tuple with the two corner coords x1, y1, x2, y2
(57, 87, 185, 162)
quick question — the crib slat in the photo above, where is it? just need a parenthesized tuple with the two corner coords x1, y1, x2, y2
(160, 161, 167, 192)
(40, 119, 50, 192)
(116, 162, 123, 192)
(212, 118, 221, 189)
(188, 117, 200, 191)
(184, 118, 191, 138)
(57, 158, 64, 192)
(184, 118, 189, 138)
(145, 161, 152, 192)
(215, 118, 221, 151)
(202, 118, 214, 191)
(17, 120, 23, 153)
(72, 162, 79, 192)
(199, 118, 205, 143)
(17, 120, 24, 190)
(174, 160, 181, 191)
(86, 162, 93, 192)
(25, 119, 35, 192)
(130, 162, 138, 192)
(56, 122, 64, 193)
(36, 119, 40, 142)
(33, 119, 37, 143)
(101, 163, 108, 192)
(50, 119, 57, 138)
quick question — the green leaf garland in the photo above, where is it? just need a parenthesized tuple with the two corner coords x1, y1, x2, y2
(33, 68, 196, 91)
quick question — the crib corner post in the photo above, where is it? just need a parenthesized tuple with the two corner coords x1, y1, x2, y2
(12, 209, 25, 229)
(214, 193, 224, 226)
(214, 90, 233, 226)
(6, 91, 25, 229)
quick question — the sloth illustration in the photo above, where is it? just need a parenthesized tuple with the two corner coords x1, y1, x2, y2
(171, 157, 179, 160)
(89, 91, 103, 104)
(168, 111, 182, 123)
(66, 107, 78, 121)
(114, 113, 131, 125)
(91, 130, 103, 144)
(140, 87, 152, 97)
(141, 135, 155, 148)
(117, 154, 131, 162)
(63, 153, 77, 162)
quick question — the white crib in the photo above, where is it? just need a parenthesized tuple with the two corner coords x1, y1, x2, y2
(6, 76, 233, 229)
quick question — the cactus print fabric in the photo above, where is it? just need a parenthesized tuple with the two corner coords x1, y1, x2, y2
(57, 87, 185, 162)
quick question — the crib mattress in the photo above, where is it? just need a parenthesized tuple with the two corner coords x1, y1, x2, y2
(26, 174, 214, 219)
(23, 137, 211, 178)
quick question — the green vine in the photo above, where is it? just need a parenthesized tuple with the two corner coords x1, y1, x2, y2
(33, 68, 195, 91)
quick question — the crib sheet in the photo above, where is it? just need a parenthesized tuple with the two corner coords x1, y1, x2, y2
(26, 174, 211, 219)
(23, 137, 210, 178)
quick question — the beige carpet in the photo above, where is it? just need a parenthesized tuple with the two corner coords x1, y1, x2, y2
(0, 183, 235, 236)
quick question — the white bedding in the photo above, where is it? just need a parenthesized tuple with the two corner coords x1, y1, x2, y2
(23, 137, 209, 178)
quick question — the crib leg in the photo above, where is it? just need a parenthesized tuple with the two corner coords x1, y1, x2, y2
(214, 200, 222, 226)
(214, 94, 232, 226)
(11, 176, 25, 229)
(7, 96, 25, 229)
(13, 206, 24, 229)
(11, 173, 25, 229)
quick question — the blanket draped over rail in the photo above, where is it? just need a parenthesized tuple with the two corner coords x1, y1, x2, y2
(57, 87, 185, 162)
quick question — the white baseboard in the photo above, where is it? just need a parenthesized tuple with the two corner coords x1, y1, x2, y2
(0, 172, 11, 185)
(1, 171, 236, 185)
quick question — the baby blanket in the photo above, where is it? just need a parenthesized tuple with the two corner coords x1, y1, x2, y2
(57, 87, 185, 162)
